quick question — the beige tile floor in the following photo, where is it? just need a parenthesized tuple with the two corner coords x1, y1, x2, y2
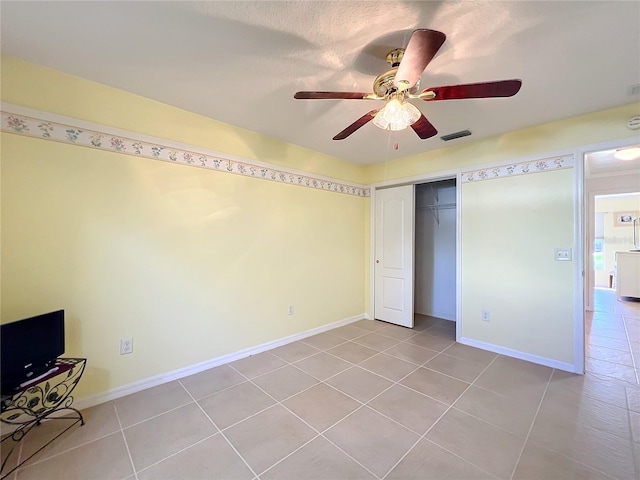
(2, 290, 639, 479)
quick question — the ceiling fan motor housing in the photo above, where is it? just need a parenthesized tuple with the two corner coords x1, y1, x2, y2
(373, 68, 400, 97)
(386, 48, 405, 67)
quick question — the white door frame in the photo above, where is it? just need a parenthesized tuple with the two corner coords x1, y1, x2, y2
(369, 169, 461, 334)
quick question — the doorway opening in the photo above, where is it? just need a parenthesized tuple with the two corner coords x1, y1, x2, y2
(583, 144, 640, 384)
(592, 193, 640, 293)
(415, 179, 457, 324)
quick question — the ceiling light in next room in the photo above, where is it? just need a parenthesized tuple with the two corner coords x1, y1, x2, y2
(614, 146, 640, 161)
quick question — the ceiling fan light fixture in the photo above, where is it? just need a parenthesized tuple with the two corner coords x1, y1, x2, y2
(614, 147, 640, 161)
(372, 99, 421, 131)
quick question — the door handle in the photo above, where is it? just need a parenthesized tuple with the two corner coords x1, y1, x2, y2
(376, 260, 380, 263)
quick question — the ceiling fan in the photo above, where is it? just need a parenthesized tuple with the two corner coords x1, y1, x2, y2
(294, 29, 522, 141)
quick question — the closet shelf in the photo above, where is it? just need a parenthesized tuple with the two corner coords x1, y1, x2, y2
(417, 203, 457, 210)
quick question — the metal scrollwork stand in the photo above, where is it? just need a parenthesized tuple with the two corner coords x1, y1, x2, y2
(1, 358, 86, 479)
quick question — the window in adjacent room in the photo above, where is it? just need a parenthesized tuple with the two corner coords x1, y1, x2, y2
(594, 212, 605, 271)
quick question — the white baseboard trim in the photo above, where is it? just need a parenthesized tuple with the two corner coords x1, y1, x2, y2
(74, 314, 364, 411)
(458, 336, 577, 373)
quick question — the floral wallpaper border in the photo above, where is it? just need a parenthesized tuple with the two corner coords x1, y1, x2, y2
(2, 105, 575, 192)
(461, 154, 574, 183)
(1, 109, 370, 198)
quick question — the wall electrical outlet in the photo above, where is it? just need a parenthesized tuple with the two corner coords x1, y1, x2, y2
(120, 338, 133, 355)
(554, 248, 572, 261)
(288, 305, 295, 315)
(481, 310, 491, 322)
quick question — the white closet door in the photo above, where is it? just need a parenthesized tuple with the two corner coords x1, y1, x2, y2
(374, 185, 414, 327)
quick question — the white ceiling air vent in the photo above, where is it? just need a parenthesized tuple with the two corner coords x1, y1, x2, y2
(627, 116, 640, 130)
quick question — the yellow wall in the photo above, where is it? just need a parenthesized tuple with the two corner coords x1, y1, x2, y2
(1, 56, 367, 185)
(460, 169, 575, 363)
(367, 103, 640, 184)
(1, 57, 366, 399)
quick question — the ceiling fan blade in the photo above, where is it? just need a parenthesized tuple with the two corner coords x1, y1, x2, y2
(294, 91, 370, 100)
(410, 114, 438, 139)
(422, 79, 522, 101)
(333, 110, 379, 140)
(394, 29, 446, 90)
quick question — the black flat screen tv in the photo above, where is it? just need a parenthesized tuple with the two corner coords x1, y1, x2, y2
(1, 310, 65, 394)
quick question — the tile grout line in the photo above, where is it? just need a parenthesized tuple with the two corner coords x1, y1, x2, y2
(227, 354, 381, 479)
(267, 400, 382, 480)
(153, 321, 473, 477)
(113, 402, 139, 480)
(317, 430, 382, 480)
(177, 380, 260, 480)
(132, 431, 220, 476)
(116, 319, 497, 479)
(255, 435, 328, 479)
(585, 308, 640, 385)
(251, 378, 393, 480)
(215, 363, 360, 436)
(625, 383, 640, 480)
(8, 426, 26, 478)
(299, 337, 349, 350)
(423, 438, 503, 480)
(380, 353, 502, 480)
(505, 376, 624, 479)
(507, 367, 554, 480)
(9, 403, 135, 474)
(604, 290, 640, 476)
(12, 429, 122, 471)
(587, 335, 636, 354)
(620, 313, 640, 384)
(317, 328, 459, 379)
(342, 349, 513, 466)
(118, 399, 195, 430)
(585, 307, 639, 386)
(112, 321, 464, 477)
(322, 318, 446, 356)
(251, 321, 502, 453)
(281, 331, 477, 437)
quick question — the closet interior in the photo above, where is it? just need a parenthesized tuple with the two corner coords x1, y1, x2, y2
(415, 179, 457, 322)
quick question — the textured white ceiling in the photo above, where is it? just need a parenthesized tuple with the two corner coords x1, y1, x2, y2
(2, 1, 639, 164)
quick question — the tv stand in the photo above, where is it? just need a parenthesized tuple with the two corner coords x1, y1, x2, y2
(20, 366, 61, 389)
(0, 357, 86, 479)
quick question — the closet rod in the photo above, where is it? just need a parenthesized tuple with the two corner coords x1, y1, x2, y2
(417, 203, 457, 210)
